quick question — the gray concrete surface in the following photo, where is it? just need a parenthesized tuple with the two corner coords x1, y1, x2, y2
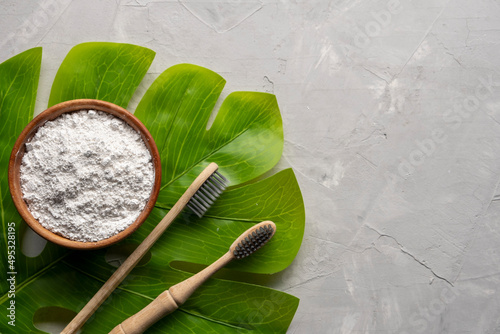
(2, 0, 500, 333)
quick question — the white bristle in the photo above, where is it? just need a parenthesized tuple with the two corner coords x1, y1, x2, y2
(196, 191, 214, 206)
(187, 169, 227, 218)
(199, 186, 217, 202)
(205, 180, 223, 196)
(215, 170, 228, 181)
(187, 203, 204, 218)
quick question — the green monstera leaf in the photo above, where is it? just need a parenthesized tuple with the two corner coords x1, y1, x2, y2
(0, 42, 305, 333)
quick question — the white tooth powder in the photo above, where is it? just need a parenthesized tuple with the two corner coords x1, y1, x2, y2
(20, 110, 155, 242)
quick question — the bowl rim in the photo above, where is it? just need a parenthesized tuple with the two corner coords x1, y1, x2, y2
(8, 99, 162, 250)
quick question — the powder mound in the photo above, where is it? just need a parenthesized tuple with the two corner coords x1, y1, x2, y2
(20, 110, 155, 242)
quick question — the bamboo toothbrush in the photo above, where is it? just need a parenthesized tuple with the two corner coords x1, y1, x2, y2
(61, 162, 227, 334)
(109, 221, 276, 334)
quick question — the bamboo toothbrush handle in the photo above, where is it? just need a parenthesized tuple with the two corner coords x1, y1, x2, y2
(169, 251, 233, 304)
(108, 290, 179, 334)
(109, 251, 234, 334)
(61, 163, 220, 334)
(61, 209, 178, 334)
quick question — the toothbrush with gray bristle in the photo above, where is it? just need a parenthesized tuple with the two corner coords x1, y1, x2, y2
(62, 163, 227, 334)
(110, 221, 277, 334)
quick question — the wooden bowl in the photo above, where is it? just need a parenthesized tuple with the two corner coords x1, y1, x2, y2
(8, 99, 162, 250)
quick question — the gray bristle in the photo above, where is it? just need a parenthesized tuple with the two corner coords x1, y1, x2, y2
(187, 169, 228, 218)
(233, 224, 275, 259)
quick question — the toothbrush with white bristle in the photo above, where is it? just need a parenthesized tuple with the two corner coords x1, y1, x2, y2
(109, 221, 277, 334)
(62, 163, 228, 334)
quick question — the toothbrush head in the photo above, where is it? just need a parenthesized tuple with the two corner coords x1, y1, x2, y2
(230, 221, 276, 259)
(186, 166, 228, 218)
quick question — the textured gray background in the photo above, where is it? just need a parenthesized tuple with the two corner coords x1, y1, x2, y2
(2, 0, 500, 333)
